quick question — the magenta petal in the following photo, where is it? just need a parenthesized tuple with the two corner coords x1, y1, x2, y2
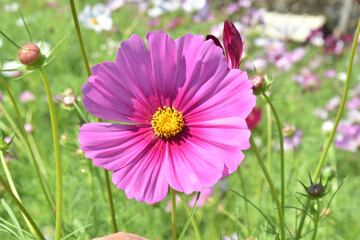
(184, 69, 255, 122)
(82, 62, 150, 123)
(165, 138, 224, 194)
(187, 117, 250, 172)
(173, 33, 229, 111)
(146, 31, 178, 105)
(112, 139, 169, 204)
(79, 122, 154, 171)
(223, 20, 243, 69)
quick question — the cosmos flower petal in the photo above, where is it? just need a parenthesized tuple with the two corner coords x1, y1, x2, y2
(115, 33, 161, 113)
(187, 117, 250, 173)
(82, 61, 150, 123)
(173, 33, 229, 111)
(146, 30, 178, 105)
(112, 140, 169, 204)
(165, 138, 224, 194)
(184, 69, 255, 122)
(78, 122, 154, 171)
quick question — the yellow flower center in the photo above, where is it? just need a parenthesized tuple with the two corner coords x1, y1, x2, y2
(91, 17, 99, 25)
(151, 106, 185, 139)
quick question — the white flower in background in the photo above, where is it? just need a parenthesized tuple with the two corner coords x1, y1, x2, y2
(313, 107, 328, 119)
(182, 0, 207, 13)
(337, 72, 347, 82)
(106, 0, 126, 11)
(78, 4, 113, 32)
(36, 41, 51, 57)
(0, 38, 3, 48)
(147, 0, 181, 17)
(4, 2, 19, 12)
(322, 120, 334, 134)
(1, 61, 22, 78)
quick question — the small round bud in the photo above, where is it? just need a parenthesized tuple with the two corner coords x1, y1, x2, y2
(307, 183, 324, 197)
(63, 94, 77, 106)
(322, 166, 335, 181)
(18, 43, 41, 66)
(250, 74, 265, 91)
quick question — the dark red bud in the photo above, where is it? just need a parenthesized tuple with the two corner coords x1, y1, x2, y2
(307, 183, 324, 197)
(250, 74, 265, 91)
(18, 43, 41, 65)
(223, 20, 243, 69)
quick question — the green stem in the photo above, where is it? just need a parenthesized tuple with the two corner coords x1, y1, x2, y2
(69, 0, 91, 77)
(68, 1, 118, 231)
(250, 136, 285, 240)
(0, 151, 39, 238)
(104, 169, 118, 233)
(295, 18, 360, 240)
(0, 172, 45, 240)
(262, 92, 285, 213)
(38, 67, 62, 240)
(0, 77, 55, 213)
(311, 200, 320, 240)
(88, 161, 98, 235)
(178, 194, 201, 240)
(238, 169, 250, 232)
(266, 104, 272, 168)
(178, 192, 200, 240)
(170, 187, 177, 240)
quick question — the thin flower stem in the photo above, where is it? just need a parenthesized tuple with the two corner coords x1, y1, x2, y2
(68, 0, 118, 230)
(88, 161, 98, 235)
(177, 194, 201, 240)
(0, 77, 56, 213)
(0, 172, 45, 240)
(295, 18, 360, 240)
(178, 192, 200, 240)
(170, 187, 177, 240)
(237, 169, 250, 232)
(0, 151, 38, 238)
(69, 0, 91, 77)
(262, 92, 285, 213)
(311, 199, 320, 240)
(38, 67, 62, 240)
(104, 169, 118, 233)
(266, 104, 272, 167)
(250, 136, 285, 240)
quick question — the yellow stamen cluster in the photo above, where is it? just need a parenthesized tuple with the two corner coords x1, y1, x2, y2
(91, 17, 99, 25)
(151, 106, 185, 139)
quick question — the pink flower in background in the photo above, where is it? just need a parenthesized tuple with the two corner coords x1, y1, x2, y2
(20, 90, 36, 103)
(280, 125, 303, 151)
(335, 122, 360, 152)
(292, 68, 321, 91)
(246, 107, 262, 130)
(346, 97, 360, 110)
(324, 69, 336, 78)
(78, 31, 256, 204)
(188, 187, 213, 208)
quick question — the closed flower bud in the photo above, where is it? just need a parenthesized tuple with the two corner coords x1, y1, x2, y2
(322, 166, 335, 181)
(223, 20, 243, 69)
(18, 43, 41, 66)
(63, 94, 77, 106)
(307, 183, 324, 197)
(250, 74, 265, 91)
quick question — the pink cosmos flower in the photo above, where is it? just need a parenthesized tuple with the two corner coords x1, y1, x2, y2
(78, 30, 256, 204)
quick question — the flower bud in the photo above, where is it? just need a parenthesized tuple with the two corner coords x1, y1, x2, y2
(307, 183, 324, 197)
(223, 20, 243, 69)
(250, 74, 265, 91)
(322, 166, 335, 181)
(18, 43, 41, 66)
(63, 94, 77, 106)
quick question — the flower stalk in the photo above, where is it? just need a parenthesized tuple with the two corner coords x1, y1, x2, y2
(38, 67, 62, 240)
(295, 17, 360, 239)
(0, 77, 56, 213)
(0, 172, 45, 240)
(170, 187, 177, 240)
(250, 136, 285, 240)
(262, 92, 285, 212)
(68, 0, 118, 231)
